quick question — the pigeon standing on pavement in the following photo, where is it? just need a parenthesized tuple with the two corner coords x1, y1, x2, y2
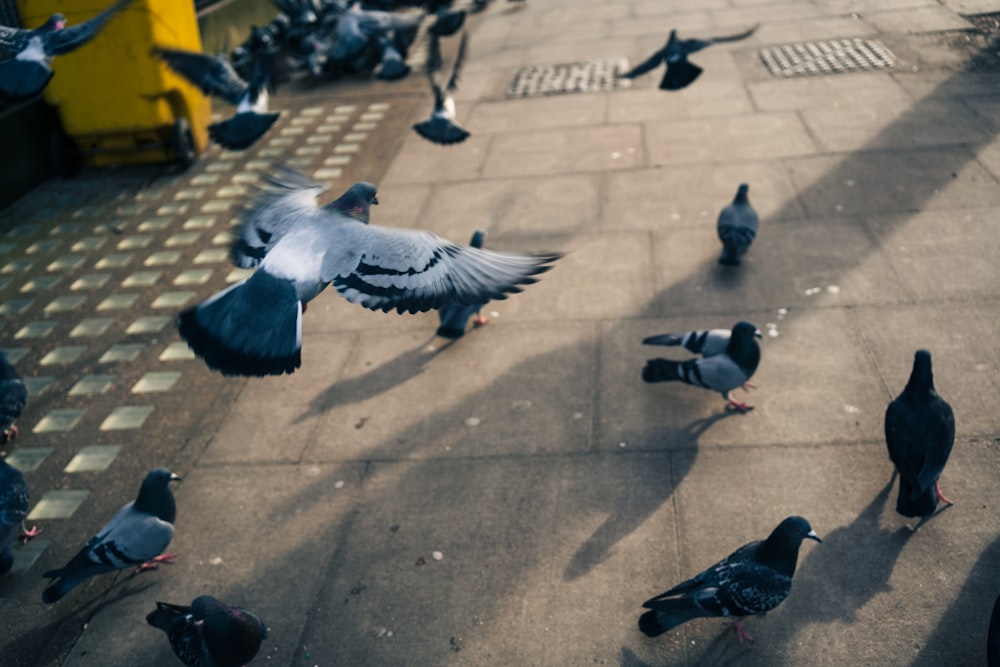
(717, 183, 758, 266)
(152, 47, 280, 150)
(0, 0, 135, 105)
(885, 350, 955, 518)
(642, 321, 762, 412)
(42, 468, 181, 603)
(989, 593, 1000, 667)
(639, 516, 821, 643)
(0, 350, 27, 443)
(1, 459, 40, 575)
(413, 31, 469, 145)
(618, 24, 758, 91)
(436, 229, 490, 338)
(147, 595, 268, 667)
(177, 167, 561, 376)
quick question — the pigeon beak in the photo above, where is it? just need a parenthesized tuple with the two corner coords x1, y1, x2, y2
(754, 329, 763, 339)
(169, 473, 182, 482)
(806, 530, 821, 543)
(372, 195, 379, 205)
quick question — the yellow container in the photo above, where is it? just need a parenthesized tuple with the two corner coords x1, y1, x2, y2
(16, 0, 211, 168)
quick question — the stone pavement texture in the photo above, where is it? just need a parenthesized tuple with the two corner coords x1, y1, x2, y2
(1, 0, 1000, 665)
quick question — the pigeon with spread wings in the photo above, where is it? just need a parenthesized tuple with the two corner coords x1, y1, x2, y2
(413, 31, 469, 145)
(619, 24, 758, 91)
(177, 167, 561, 376)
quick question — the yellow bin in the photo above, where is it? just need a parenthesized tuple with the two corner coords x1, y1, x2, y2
(16, 0, 211, 169)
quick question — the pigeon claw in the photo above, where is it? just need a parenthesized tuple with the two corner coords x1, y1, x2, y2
(18, 524, 41, 544)
(725, 397, 754, 412)
(934, 480, 954, 506)
(741, 382, 756, 391)
(135, 552, 177, 573)
(472, 314, 489, 327)
(1, 424, 18, 443)
(723, 618, 754, 644)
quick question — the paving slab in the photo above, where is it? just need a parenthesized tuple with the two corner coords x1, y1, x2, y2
(483, 124, 643, 177)
(863, 6, 975, 33)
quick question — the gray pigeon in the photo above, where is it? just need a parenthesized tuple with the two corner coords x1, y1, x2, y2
(717, 183, 758, 266)
(42, 468, 181, 603)
(989, 593, 1000, 667)
(0, 0, 135, 105)
(619, 24, 758, 91)
(152, 47, 280, 151)
(436, 229, 489, 338)
(0, 350, 27, 443)
(147, 595, 268, 667)
(885, 350, 955, 518)
(1, 459, 39, 575)
(413, 31, 469, 145)
(639, 516, 821, 643)
(642, 321, 762, 412)
(373, 32, 410, 80)
(177, 168, 560, 376)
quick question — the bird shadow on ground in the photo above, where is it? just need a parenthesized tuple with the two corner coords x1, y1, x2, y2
(911, 533, 1000, 666)
(563, 411, 737, 582)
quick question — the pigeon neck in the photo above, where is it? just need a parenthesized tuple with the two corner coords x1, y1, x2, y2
(902, 354, 935, 399)
(755, 534, 801, 578)
(726, 333, 760, 374)
(734, 185, 749, 204)
(134, 481, 177, 523)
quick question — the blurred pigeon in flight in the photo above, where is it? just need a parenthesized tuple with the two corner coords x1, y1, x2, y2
(0, 0, 135, 105)
(436, 229, 490, 338)
(642, 321, 762, 412)
(619, 24, 758, 91)
(717, 183, 758, 266)
(177, 167, 560, 376)
(639, 516, 820, 643)
(0, 350, 27, 443)
(413, 31, 469, 145)
(42, 468, 181, 603)
(153, 47, 280, 150)
(373, 32, 410, 80)
(1, 459, 40, 576)
(885, 350, 955, 519)
(147, 595, 268, 667)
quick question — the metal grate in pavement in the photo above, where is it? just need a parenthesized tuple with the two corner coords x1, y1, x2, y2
(760, 38, 895, 78)
(506, 57, 632, 98)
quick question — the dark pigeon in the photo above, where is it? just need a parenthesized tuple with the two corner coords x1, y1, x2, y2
(642, 320, 762, 412)
(0, 0, 135, 105)
(177, 167, 561, 377)
(413, 31, 470, 145)
(717, 183, 758, 266)
(373, 33, 410, 80)
(619, 24, 758, 91)
(989, 593, 1000, 667)
(885, 350, 955, 519)
(639, 516, 821, 643)
(152, 47, 280, 151)
(1, 459, 39, 575)
(42, 468, 181, 603)
(147, 595, 268, 667)
(428, 7, 465, 37)
(0, 350, 27, 443)
(436, 229, 489, 338)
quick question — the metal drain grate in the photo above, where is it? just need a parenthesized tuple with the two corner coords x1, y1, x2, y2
(760, 38, 895, 78)
(506, 57, 631, 98)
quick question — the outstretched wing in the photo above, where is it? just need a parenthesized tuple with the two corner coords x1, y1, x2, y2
(0, 25, 27, 55)
(446, 31, 467, 92)
(45, 0, 134, 56)
(618, 46, 666, 79)
(706, 23, 759, 45)
(153, 46, 247, 106)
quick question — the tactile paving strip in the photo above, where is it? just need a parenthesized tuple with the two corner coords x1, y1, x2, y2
(506, 57, 632, 98)
(760, 38, 895, 78)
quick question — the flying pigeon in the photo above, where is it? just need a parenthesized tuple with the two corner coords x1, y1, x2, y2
(428, 6, 466, 37)
(885, 350, 955, 519)
(42, 468, 181, 603)
(1, 459, 40, 575)
(717, 183, 758, 266)
(413, 31, 469, 145)
(0, 350, 27, 443)
(642, 321, 762, 412)
(152, 47, 280, 151)
(436, 229, 490, 338)
(639, 516, 821, 643)
(989, 593, 1000, 667)
(177, 168, 561, 377)
(373, 32, 410, 80)
(0, 0, 135, 105)
(147, 595, 268, 667)
(619, 24, 758, 91)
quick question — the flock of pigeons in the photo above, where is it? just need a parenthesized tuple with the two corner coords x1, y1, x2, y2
(1, 0, 998, 664)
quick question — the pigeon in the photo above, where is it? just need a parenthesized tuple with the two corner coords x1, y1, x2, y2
(147, 595, 268, 667)
(436, 229, 489, 338)
(0, 350, 27, 443)
(619, 24, 758, 91)
(177, 168, 560, 377)
(0, 0, 135, 105)
(885, 350, 955, 519)
(989, 593, 1000, 667)
(42, 468, 181, 603)
(428, 6, 466, 37)
(717, 183, 758, 266)
(413, 31, 469, 145)
(152, 47, 280, 151)
(1, 459, 40, 575)
(642, 321, 762, 412)
(373, 33, 410, 80)
(639, 516, 821, 643)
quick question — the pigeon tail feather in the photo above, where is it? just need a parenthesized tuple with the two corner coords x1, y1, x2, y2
(660, 60, 702, 90)
(42, 575, 88, 604)
(642, 358, 681, 383)
(638, 601, 708, 637)
(208, 112, 280, 150)
(376, 58, 410, 80)
(895, 480, 939, 518)
(413, 118, 470, 145)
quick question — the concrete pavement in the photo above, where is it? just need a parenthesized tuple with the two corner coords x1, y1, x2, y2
(2, 0, 1000, 665)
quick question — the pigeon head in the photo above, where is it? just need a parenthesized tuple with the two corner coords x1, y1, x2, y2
(731, 320, 762, 341)
(470, 229, 486, 249)
(903, 349, 936, 396)
(40, 13, 67, 31)
(133, 468, 181, 522)
(734, 183, 750, 203)
(326, 182, 378, 224)
(756, 516, 821, 577)
(194, 596, 268, 666)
